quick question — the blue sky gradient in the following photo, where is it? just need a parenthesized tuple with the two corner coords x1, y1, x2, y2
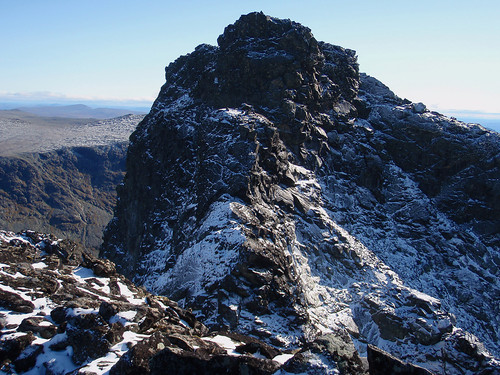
(1, 0, 499, 127)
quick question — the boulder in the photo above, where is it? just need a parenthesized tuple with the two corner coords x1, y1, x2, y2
(367, 345, 434, 375)
(0, 289, 35, 313)
(18, 316, 58, 339)
(66, 314, 112, 365)
(282, 332, 367, 374)
(13, 344, 43, 372)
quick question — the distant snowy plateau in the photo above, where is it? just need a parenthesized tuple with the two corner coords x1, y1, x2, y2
(0, 112, 144, 156)
(0, 113, 145, 250)
(1, 12, 499, 375)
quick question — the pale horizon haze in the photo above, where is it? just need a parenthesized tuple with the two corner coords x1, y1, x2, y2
(1, 0, 499, 128)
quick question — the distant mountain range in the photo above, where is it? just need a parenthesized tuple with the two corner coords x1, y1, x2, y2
(11, 104, 147, 119)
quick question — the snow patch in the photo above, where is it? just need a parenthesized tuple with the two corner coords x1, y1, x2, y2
(204, 335, 242, 356)
(31, 262, 47, 269)
(147, 197, 245, 297)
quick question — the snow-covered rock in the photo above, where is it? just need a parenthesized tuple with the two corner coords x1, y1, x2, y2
(101, 12, 500, 374)
(0, 230, 294, 374)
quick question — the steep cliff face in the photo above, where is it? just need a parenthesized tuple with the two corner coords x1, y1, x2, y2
(0, 143, 128, 251)
(0, 113, 144, 251)
(102, 12, 500, 373)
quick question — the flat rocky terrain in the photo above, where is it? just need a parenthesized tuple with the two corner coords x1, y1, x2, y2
(0, 110, 143, 156)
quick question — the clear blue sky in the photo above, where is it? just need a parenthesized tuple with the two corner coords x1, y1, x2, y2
(1, 0, 499, 119)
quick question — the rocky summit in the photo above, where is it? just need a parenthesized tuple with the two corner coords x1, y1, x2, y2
(100, 12, 499, 374)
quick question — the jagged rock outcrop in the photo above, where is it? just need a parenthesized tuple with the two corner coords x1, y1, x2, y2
(101, 12, 500, 374)
(0, 231, 299, 374)
(0, 143, 128, 251)
(367, 345, 434, 375)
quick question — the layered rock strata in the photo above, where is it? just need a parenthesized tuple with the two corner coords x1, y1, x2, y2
(0, 144, 128, 251)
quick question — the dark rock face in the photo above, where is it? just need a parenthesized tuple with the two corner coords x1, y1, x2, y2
(149, 348, 281, 375)
(67, 313, 117, 365)
(367, 345, 434, 375)
(13, 344, 43, 373)
(0, 143, 129, 252)
(0, 333, 34, 366)
(109, 331, 172, 374)
(101, 12, 499, 374)
(358, 74, 500, 246)
(102, 12, 360, 332)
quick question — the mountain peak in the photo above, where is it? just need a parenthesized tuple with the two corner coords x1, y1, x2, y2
(212, 11, 324, 111)
(158, 12, 357, 117)
(217, 12, 314, 49)
(102, 13, 500, 374)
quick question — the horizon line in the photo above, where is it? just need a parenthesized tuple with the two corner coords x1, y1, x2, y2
(1, 95, 500, 120)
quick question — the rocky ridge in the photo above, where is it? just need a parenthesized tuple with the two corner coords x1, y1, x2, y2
(0, 231, 291, 374)
(101, 12, 500, 374)
(0, 230, 441, 374)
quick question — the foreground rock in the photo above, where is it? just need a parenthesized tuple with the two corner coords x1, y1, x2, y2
(101, 12, 500, 374)
(7, 231, 490, 373)
(367, 345, 433, 375)
(0, 231, 297, 374)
